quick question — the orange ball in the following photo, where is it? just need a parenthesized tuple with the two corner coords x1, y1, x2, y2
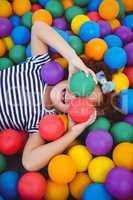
(54, 58, 68, 69)
(48, 154, 76, 184)
(99, 0, 119, 20)
(108, 19, 121, 31)
(113, 142, 133, 171)
(85, 38, 108, 61)
(122, 0, 133, 12)
(69, 173, 92, 200)
(0, 0, 12, 17)
(59, 114, 68, 131)
(32, 9, 53, 25)
(61, 0, 74, 9)
(0, 39, 7, 57)
(13, 0, 31, 16)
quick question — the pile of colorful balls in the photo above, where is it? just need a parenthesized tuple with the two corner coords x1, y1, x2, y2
(0, 0, 133, 199)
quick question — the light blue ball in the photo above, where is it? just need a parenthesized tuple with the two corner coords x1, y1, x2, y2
(26, 44, 31, 58)
(9, 15, 21, 27)
(83, 183, 113, 200)
(104, 35, 123, 48)
(0, 171, 19, 200)
(11, 26, 31, 45)
(104, 47, 127, 70)
(122, 15, 133, 30)
(88, 0, 102, 11)
(39, 0, 50, 6)
(79, 21, 100, 42)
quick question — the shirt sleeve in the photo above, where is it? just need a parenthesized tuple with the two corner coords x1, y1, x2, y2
(26, 54, 51, 66)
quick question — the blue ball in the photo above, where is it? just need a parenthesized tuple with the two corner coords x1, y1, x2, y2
(79, 21, 100, 42)
(9, 15, 21, 27)
(39, 0, 50, 6)
(104, 35, 123, 48)
(83, 183, 113, 200)
(26, 44, 32, 57)
(122, 14, 133, 30)
(104, 47, 127, 70)
(88, 0, 102, 11)
(11, 26, 31, 45)
(0, 196, 4, 200)
(0, 171, 19, 200)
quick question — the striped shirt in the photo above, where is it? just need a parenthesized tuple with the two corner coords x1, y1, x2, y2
(0, 54, 53, 134)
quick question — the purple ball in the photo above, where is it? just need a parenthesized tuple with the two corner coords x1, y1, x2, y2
(124, 42, 133, 66)
(53, 18, 68, 31)
(115, 26, 133, 44)
(66, 30, 73, 36)
(124, 115, 133, 125)
(97, 20, 112, 37)
(0, 17, 12, 37)
(41, 61, 65, 85)
(85, 129, 113, 156)
(105, 167, 133, 199)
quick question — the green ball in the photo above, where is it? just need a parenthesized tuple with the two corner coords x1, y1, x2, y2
(89, 117, 111, 131)
(73, 0, 89, 6)
(22, 12, 33, 29)
(46, 0, 64, 18)
(69, 36, 84, 55)
(111, 122, 133, 144)
(117, 0, 125, 19)
(0, 58, 13, 70)
(9, 45, 26, 64)
(65, 6, 84, 23)
(0, 154, 6, 173)
(70, 70, 96, 96)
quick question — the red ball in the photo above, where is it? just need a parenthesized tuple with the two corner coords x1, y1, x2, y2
(87, 12, 101, 21)
(31, 4, 42, 12)
(18, 172, 47, 200)
(68, 98, 95, 123)
(39, 115, 65, 141)
(123, 67, 133, 87)
(0, 129, 28, 155)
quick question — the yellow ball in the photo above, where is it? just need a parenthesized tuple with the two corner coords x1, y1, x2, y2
(108, 19, 121, 31)
(13, 0, 31, 16)
(68, 145, 92, 172)
(71, 15, 90, 34)
(48, 154, 76, 184)
(112, 72, 129, 93)
(3, 37, 14, 50)
(88, 156, 115, 183)
(69, 173, 92, 200)
(0, 39, 7, 57)
(54, 58, 68, 69)
(45, 179, 69, 200)
(0, 0, 12, 17)
(32, 9, 53, 25)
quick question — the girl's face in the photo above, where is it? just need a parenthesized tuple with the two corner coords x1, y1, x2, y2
(50, 80, 103, 113)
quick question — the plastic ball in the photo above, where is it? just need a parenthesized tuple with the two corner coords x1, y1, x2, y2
(122, 15, 133, 30)
(122, 0, 133, 12)
(88, 156, 115, 183)
(9, 15, 21, 27)
(86, 129, 113, 156)
(0, 196, 4, 200)
(31, 3, 42, 12)
(111, 122, 133, 144)
(85, 38, 108, 61)
(73, 0, 89, 6)
(0, 39, 6, 57)
(124, 115, 133, 126)
(9, 45, 26, 64)
(13, 0, 31, 16)
(61, 0, 74, 10)
(87, 11, 101, 21)
(89, 116, 111, 131)
(11, 26, 30, 45)
(117, 0, 125, 18)
(108, 19, 121, 31)
(22, 12, 33, 29)
(18, 172, 47, 200)
(32, 9, 52, 25)
(115, 26, 133, 44)
(0, 154, 6, 173)
(97, 20, 112, 38)
(41, 61, 65, 85)
(3, 36, 14, 50)
(104, 47, 127, 70)
(83, 183, 113, 200)
(0, 171, 19, 200)
(68, 145, 92, 172)
(59, 114, 68, 131)
(112, 72, 129, 93)
(54, 57, 68, 69)
(0, 57, 13, 70)
(65, 6, 84, 23)
(69, 36, 84, 55)
(26, 43, 31, 58)
(69, 173, 92, 200)
(71, 14, 90, 34)
(105, 167, 133, 199)
(39, 115, 65, 141)
(88, 0, 103, 11)
(46, 0, 64, 18)
(70, 71, 96, 96)
(53, 18, 68, 31)
(124, 42, 133, 66)
(45, 179, 69, 200)
(0, 17, 12, 38)
(113, 142, 133, 171)
(99, 0, 119, 20)
(38, 0, 50, 6)
(0, 0, 12, 17)
(48, 154, 77, 184)
(79, 21, 100, 42)
(104, 34, 123, 48)
(68, 97, 95, 123)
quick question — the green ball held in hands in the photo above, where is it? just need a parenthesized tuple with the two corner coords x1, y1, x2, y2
(0, 58, 13, 70)
(0, 154, 7, 173)
(70, 71, 96, 97)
